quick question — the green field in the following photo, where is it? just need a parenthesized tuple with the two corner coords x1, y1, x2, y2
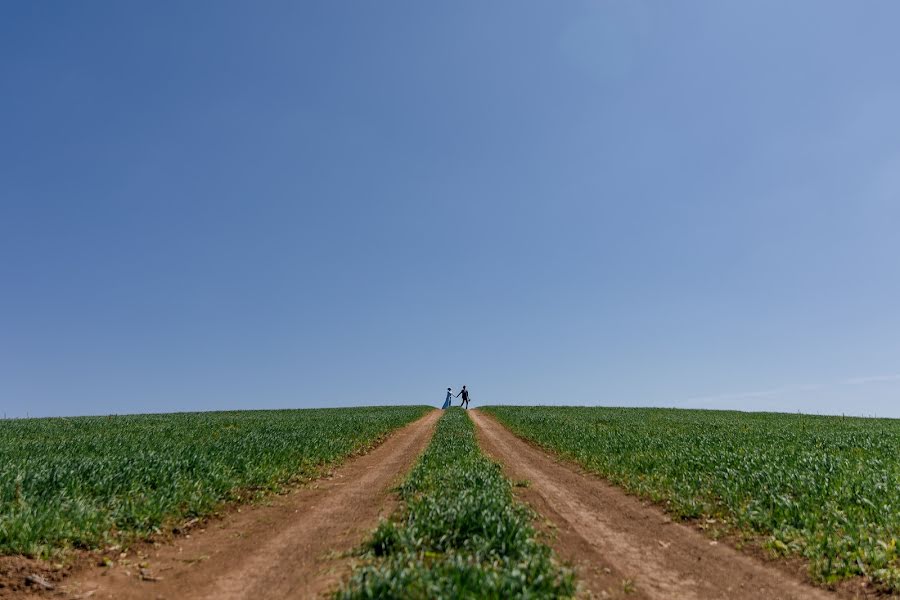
(338, 408, 575, 599)
(0, 406, 430, 557)
(482, 406, 900, 591)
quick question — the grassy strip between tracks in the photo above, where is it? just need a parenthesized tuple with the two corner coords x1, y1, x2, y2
(337, 407, 575, 599)
(0, 406, 431, 557)
(483, 405, 900, 592)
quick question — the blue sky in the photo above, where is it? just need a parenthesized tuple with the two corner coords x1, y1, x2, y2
(2, 1, 900, 418)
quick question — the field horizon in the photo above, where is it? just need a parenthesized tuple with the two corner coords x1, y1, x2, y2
(5, 402, 898, 422)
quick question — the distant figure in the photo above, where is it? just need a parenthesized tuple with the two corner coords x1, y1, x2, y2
(442, 388, 453, 410)
(456, 385, 470, 409)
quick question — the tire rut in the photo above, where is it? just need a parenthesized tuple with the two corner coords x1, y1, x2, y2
(470, 409, 845, 600)
(52, 410, 440, 600)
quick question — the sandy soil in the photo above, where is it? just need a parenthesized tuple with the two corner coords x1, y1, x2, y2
(469, 409, 863, 600)
(14, 409, 440, 600)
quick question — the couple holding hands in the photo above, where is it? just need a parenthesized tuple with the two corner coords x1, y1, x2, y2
(442, 385, 470, 410)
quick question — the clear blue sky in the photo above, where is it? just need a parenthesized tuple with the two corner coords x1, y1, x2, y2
(3, 1, 900, 418)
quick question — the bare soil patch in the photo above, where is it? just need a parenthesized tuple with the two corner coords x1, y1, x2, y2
(470, 409, 867, 600)
(0, 557, 69, 596)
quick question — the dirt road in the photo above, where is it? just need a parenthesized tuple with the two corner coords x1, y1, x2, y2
(53, 410, 440, 600)
(470, 409, 845, 600)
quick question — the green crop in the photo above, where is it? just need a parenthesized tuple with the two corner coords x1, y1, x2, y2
(483, 406, 900, 591)
(0, 406, 430, 557)
(337, 408, 575, 599)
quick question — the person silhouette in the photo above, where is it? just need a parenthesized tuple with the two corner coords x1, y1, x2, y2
(442, 387, 453, 410)
(455, 385, 470, 409)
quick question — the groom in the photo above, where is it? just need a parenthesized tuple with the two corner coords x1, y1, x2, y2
(456, 385, 470, 409)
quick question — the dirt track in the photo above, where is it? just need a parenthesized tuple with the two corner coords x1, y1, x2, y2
(7, 407, 872, 599)
(470, 409, 847, 600)
(50, 410, 439, 600)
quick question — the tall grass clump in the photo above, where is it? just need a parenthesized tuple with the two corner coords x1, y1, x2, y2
(484, 405, 900, 592)
(337, 408, 575, 599)
(0, 406, 430, 557)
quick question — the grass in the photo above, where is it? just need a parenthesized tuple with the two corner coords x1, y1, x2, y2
(337, 407, 575, 599)
(482, 405, 900, 591)
(0, 406, 430, 557)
